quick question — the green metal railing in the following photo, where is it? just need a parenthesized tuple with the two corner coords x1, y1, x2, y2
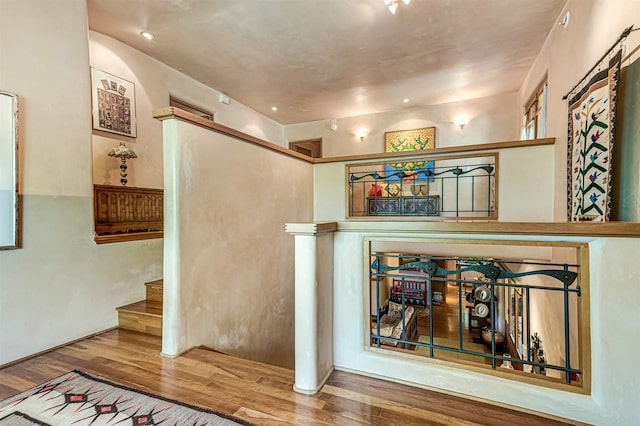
(370, 254, 581, 384)
(349, 160, 495, 218)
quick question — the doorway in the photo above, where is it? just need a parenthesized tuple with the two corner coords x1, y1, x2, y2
(289, 138, 322, 158)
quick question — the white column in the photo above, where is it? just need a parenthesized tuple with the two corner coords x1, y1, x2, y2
(286, 222, 337, 395)
(161, 119, 183, 357)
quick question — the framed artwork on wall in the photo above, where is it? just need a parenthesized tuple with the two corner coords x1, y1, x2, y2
(384, 126, 436, 154)
(90, 67, 137, 138)
(383, 126, 436, 182)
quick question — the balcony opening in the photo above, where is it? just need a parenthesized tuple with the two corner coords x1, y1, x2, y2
(367, 239, 588, 391)
(348, 154, 496, 219)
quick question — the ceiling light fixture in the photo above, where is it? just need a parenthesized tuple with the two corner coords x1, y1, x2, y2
(403, 98, 410, 103)
(271, 106, 278, 111)
(140, 31, 155, 41)
(384, 0, 411, 15)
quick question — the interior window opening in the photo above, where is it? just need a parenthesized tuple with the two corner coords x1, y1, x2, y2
(522, 78, 548, 140)
(169, 96, 214, 121)
(368, 240, 587, 391)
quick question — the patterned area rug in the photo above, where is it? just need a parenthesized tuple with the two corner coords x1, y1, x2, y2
(0, 370, 253, 426)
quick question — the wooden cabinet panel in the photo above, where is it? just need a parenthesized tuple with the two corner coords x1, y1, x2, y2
(94, 185, 163, 235)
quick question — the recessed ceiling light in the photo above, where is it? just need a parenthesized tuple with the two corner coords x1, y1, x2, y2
(271, 106, 278, 111)
(140, 31, 155, 41)
(403, 98, 410, 103)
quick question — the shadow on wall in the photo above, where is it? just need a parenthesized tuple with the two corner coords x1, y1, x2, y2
(613, 57, 640, 221)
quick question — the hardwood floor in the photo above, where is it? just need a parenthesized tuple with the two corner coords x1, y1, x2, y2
(417, 283, 481, 341)
(0, 329, 577, 425)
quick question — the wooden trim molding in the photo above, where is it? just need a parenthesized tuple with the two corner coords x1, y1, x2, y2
(316, 138, 555, 164)
(285, 222, 338, 236)
(94, 231, 163, 244)
(364, 238, 591, 395)
(152, 107, 555, 165)
(153, 107, 314, 163)
(169, 96, 214, 121)
(338, 220, 640, 237)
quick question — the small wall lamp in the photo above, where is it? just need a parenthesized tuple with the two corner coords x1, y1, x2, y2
(454, 117, 470, 130)
(355, 130, 368, 141)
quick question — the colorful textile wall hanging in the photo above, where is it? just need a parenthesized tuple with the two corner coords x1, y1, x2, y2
(567, 50, 622, 222)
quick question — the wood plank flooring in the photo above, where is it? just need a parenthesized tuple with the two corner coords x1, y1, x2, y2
(0, 329, 577, 425)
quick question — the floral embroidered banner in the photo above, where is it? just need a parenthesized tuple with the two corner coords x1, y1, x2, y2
(567, 50, 622, 222)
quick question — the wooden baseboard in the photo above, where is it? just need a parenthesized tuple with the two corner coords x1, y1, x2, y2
(0, 327, 118, 370)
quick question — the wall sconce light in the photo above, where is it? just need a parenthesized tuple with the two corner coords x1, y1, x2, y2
(454, 117, 470, 130)
(355, 130, 368, 141)
(329, 118, 338, 131)
(108, 141, 137, 186)
(384, 0, 411, 15)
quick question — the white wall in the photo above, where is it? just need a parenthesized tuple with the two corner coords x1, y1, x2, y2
(314, 144, 555, 222)
(520, 0, 640, 220)
(162, 118, 313, 368)
(0, 0, 162, 365)
(285, 92, 520, 157)
(332, 229, 640, 425)
(90, 31, 286, 188)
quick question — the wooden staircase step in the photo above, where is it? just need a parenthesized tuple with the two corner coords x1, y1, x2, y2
(145, 279, 163, 303)
(116, 300, 162, 336)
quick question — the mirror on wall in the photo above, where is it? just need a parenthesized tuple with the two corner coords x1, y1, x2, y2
(0, 91, 20, 249)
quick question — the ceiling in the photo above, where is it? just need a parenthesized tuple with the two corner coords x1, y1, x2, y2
(87, 0, 565, 125)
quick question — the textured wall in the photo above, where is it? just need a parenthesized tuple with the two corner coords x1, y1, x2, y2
(162, 119, 313, 368)
(0, 0, 162, 365)
(89, 32, 285, 189)
(285, 92, 520, 157)
(333, 230, 640, 425)
(313, 144, 555, 222)
(519, 0, 640, 220)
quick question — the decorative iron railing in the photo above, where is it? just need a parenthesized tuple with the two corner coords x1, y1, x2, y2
(369, 253, 582, 385)
(348, 155, 496, 219)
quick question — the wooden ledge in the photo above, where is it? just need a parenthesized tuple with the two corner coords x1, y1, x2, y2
(94, 231, 163, 244)
(337, 221, 640, 237)
(153, 106, 555, 165)
(153, 107, 314, 163)
(315, 138, 556, 164)
(285, 222, 338, 236)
